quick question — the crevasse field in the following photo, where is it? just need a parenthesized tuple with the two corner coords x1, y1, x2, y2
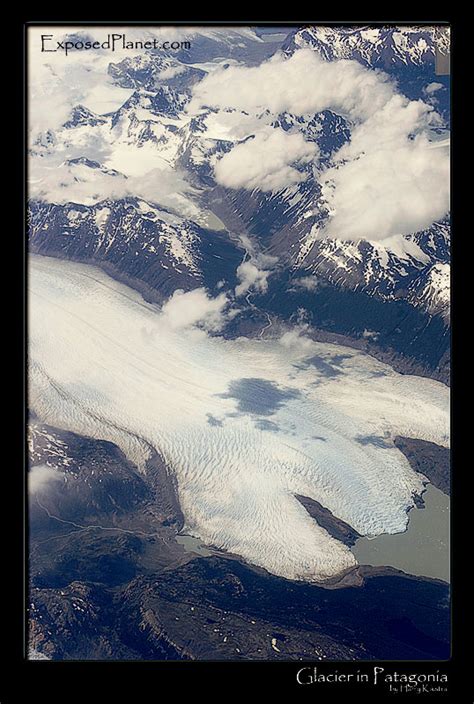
(29, 255, 450, 583)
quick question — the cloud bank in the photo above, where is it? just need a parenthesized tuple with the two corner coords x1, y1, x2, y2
(190, 48, 395, 121)
(29, 158, 194, 214)
(319, 95, 450, 240)
(28, 31, 450, 243)
(321, 135, 450, 241)
(191, 49, 450, 241)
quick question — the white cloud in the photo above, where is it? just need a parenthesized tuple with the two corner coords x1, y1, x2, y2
(279, 326, 314, 352)
(215, 127, 318, 192)
(161, 287, 230, 331)
(235, 253, 278, 297)
(424, 82, 444, 95)
(341, 95, 436, 153)
(29, 465, 63, 495)
(235, 261, 269, 296)
(290, 275, 319, 291)
(320, 139, 449, 241)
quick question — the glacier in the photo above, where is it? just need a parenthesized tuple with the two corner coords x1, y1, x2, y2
(28, 255, 449, 583)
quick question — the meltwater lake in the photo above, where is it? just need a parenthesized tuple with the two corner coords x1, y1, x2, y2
(353, 484, 450, 582)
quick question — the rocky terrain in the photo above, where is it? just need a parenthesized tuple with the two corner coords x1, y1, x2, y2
(394, 436, 451, 495)
(28, 421, 450, 661)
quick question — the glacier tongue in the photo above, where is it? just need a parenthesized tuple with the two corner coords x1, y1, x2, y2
(28, 255, 449, 583)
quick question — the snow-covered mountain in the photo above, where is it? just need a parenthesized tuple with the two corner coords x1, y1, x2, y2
(408, 262, 450, 321)
(283, 25, 449, 69)
(28, 197, 242, 297)
(28, 24, 450, 380)
(285, 220, 450, 313)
